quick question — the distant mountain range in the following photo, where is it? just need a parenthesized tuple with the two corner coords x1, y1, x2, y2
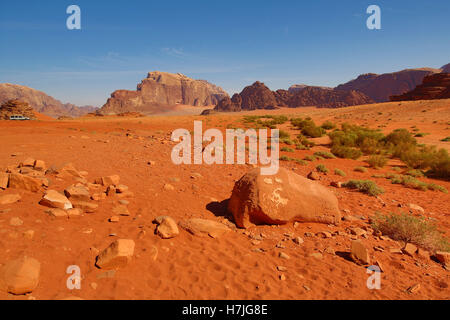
(1, 63, 448, 117)
(0, 83, 97, 118)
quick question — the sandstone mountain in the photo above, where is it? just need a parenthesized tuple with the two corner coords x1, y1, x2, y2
(98, 71, 229, 115)
(390, 73, 450, 101)
(0, 83, 97, 118)
(213, 81, 373, 112)
(288, 84, 333, 93)
(0, 99, 37, 120)
(335, 68, 443, 102)
(441, 63, 450, 73)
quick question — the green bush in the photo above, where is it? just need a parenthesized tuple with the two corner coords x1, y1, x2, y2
(316, 164, 329, 173)
(314, 151, 336, 159)
(304, 155, 317, 162)
(371, 212, 450, 252)
(342, 180, 384, 196)
(321, 120, 336, 130)
(334, 168, 346, 177)
(354, 166, 368, 173)
(331, 145, 362, 160)
(281, 147, 294, 152)
(366, 155, 388, 168)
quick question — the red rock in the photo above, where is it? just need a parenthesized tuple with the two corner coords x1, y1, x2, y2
(391, 72, 450, 101)
(179, 218, 231, 238)
(0, 99, 36, 120)
(350, 240, 371, 265)
(228, 168, 341, 228)
(45, 208, 68, 218)
(156, 217, 179, 239)
(21, 158, 35, 168)
(96, 175, 120, 187)
(0, 257, 40, 295)
(33, 160, 46, 171)
(8, 173, 42, 192)
(0, 172, 9, 189)
(64, 185, 91, 202)
(435, 252, 450, 266)
(71, 201, 98, 213)
(96, 239, 135, 270)
(403, 243, 418, 257)
(0, 194, 21, 205)
(39, 190, 73, 210)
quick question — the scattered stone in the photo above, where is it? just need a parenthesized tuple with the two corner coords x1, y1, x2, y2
(0, 256, 40, 295)
(324, 247, 335, 255)
(276, 242, 286, 249)
(67, 208, 82, 218)
(9, 217, 23, 226)
(330, 181, 342, 188)
(0, 173, 9, 189)
(97, 270, 116, 280)
(109, 216, 120, 223)
(0, 194, 21, 205)
(164, 184, 175, 191)
(115, 185, 129, 193)
(156, 217, 179, 239)
(435, 252, 450, 267)
(307, 171, 320, 181)
(96, 175, 120, 187)
(417, 248, 429, 259)
(350, 240, 371, 265)
(342, 215, 359, 222)
(279, 274, 286, 281)
(112, 205, 130, 216)
(277, 266, 287, 272)
(389, 248, 403, 254)
(21, 158, 35, 167)
(350, 227, 366, 236)
(39, 190, 73, 210)
(96, 239, 135, 270)
(403, 243, 418, 257)
(304, 232, 314, 237)
(279, 252, 290, 260)
(317, 231, 332, 238)
(179, 218, 231, 238)
(374, 246, 384, 252)
(310, 252, 323, 259)
(118, 200, 129, 206)
(293, 237, 304, 245)
(106, 185, 116, 196)
(408, 203, 424, 213)
(407, 283, 421, 294)
(45, 208, 68, 218)
(64, 185, 90, 202)
(228, 168, 341, 229)
(8, 173, 42, 192)
(33, 160, 46, 172)
(71, 201, 98, 213)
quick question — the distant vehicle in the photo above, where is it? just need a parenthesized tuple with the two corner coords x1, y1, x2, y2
(9, 115, 30, 120)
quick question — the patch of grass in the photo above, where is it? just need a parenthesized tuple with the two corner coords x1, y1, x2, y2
(304, 155, 317, 162)
(280, 155, 292, 161)
(281, 147, 294, 152)
(279, 130, 290, 140)
(294, 158, 307, 165)
(314, 151, 337, 159)
(321, 120, 336, 130)
(371, 212, 450, 252)
(316, 164, 329, 173)
(342, 180, 384, 196)
(354, 166, 368, 173)
(414, 132, 429, 138)
(405, 169, 425, 178)
(331, 145, 362, 160)
(334, 168, 346, 177)
(291, 118, 325, 138)
(366, 155, 388, 168)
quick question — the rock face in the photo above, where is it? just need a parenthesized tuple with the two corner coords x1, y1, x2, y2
(99, 71, 229, 115)
(0, 84, 97, 118)
(335, 68, 442, 102)
(228, 168, 341, 229)
(281, 87, 373, 108)
(0, 99, 36, 120)
(0, 257, 40, 295)
(390, 73, 450, 101)
(214, 82, 372, 112)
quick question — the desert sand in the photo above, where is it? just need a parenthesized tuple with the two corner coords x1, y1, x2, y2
(0, 99, 449, 300)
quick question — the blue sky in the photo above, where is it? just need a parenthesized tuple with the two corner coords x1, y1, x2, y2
(0, 0, 449, 107)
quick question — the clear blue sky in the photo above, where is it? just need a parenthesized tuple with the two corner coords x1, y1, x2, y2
(0, 0, 449, 107)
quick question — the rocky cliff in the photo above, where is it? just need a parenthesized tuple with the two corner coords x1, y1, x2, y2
(99, 71, 229, 115)
(335, 68, 442, 102)
(0, 83, 97, 118)
(0, 99, 36, 120)
(390, 73, 450, 101)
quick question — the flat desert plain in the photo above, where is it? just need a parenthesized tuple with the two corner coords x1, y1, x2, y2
(0, 99, 449, 300)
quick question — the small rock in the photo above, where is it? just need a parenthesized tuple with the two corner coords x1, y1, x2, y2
(109, 216, 120, 223)
(112, 205, 130, 216)
(403, 243, 418, 257)
(0, 256, 40, 295)
(350, 240, 371, 265)
(115, 185, 129, 193)
(279, 252, 290, 260)
(71, 201, 98, 213)
(350, 227, 366, 236)
(179, 218, 231, 239)
(95, 239, 135, 270)
(435, 251, 450, 267)
(156, 217, 179, 239)
(0, 194, 21, 205)
(0, 173, 9, 189)
(277, 266, 287, 271)
(279, 274, 286, 281)
(39, 190, 72, 210)
(23, 230, 35, 240)
(33, 160, 46, 172)
(307, 171, 320, 180)
(9, 217, 23, 226)
(45, 208, 68, 218)
(310, 252, 323, 259)
(164, 184, 174, 191)
(317, 231, 332, 238)
(407, 283, 421, 294)
(408, 203, 424, 213)
(64, 185, 90, 202)
(67, 208, 82, 218)
(293, 237, 304, 245)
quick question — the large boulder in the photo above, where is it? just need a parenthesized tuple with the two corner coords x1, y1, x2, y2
(0, 257, 40, 295)
(228, 168, 341, 228)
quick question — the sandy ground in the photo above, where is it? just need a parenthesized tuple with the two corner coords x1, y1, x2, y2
(0, 99, 449, 300)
